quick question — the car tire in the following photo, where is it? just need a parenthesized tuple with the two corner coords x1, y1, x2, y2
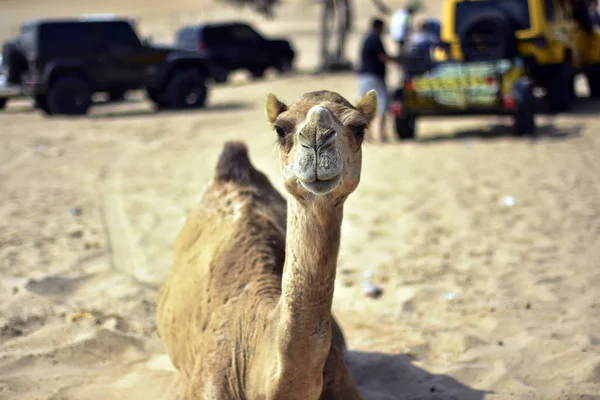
(395, 114, 416, 140)
(147, 90, 169, 110)
(46, 75, 92, 116)
(0, 97, 7, 110)
(34, 95, 50, 114)
(165, 69, 207, 109)
(146, 88, 165, 107)
(458, 9, 515, 62)
(512, 79, 536, 136)
(585, 68, 600, 98)
(545, 60, 576, 113)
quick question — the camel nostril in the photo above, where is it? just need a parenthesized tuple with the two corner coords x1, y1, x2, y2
(318, 130, 337, 149)
(298, 131, 313, 148)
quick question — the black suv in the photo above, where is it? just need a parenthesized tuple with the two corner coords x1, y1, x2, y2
(1, 17, 212, 115)
(175, 22, 295, 83)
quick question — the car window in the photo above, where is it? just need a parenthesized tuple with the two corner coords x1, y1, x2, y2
(38, 23, 96, 55)
(176, 27, 197, 49)
(203, 26, 231, 45)
(97, 21, 141, 49)
(176, 28, 195, 43)
(230, 25, 262, 42)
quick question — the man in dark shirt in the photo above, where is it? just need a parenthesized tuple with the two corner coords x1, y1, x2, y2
(358, 18, 397, 142)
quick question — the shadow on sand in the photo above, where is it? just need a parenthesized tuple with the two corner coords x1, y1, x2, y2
(0, 99, 252, 118)
(87, 101, 253, 119)
(417, 121, 583, 144)
(561, 98, 600, 116)
(394, 92, 600, 144)
(347, 351, 490, 400)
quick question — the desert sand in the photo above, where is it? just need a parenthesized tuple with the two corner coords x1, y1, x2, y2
(0, 0, 600, 399)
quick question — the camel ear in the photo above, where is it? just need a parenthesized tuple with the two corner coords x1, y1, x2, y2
(265, 93, 288, 125)
(356, 90, 378, 125)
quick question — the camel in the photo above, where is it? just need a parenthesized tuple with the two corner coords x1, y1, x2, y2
(156, 89, 378, 400)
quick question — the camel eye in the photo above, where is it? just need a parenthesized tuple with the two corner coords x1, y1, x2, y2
(274, 126, 286, 139)
(354, 126, 366, 139)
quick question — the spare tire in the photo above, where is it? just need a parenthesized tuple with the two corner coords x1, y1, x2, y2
(2, 40, 28, 85)
(458, 9, 516, 62)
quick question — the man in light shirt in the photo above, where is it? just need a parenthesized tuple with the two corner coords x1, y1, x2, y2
(389, 2, 419, 55)
(590, 0, 600, 28)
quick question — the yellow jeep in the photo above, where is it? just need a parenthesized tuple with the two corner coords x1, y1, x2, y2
(440, 0, 600, 111)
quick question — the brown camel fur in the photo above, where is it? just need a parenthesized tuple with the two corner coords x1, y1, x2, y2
(156, 89, 378, 400)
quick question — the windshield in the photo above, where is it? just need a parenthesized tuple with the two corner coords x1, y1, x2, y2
(455, 0, 532, 31)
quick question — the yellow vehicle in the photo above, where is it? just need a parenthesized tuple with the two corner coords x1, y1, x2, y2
(391, 0, 600, 139)
(441, 0, 600, 111)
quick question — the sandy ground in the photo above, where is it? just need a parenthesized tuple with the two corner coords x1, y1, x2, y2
(1, 0, 600, 399)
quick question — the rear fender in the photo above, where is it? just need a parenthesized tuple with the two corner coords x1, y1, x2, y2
(156, 55, 209, 88)
(42, 60, 92, 89)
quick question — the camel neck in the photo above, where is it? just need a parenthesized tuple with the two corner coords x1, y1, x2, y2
(277, 197, 343, 367)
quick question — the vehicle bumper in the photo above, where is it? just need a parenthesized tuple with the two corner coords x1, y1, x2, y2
(21, 76, 47, 95)
(390, 97, 520, 118)
(391, 58, 527, 118)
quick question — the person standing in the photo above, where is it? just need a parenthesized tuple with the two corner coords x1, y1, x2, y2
(389, 1, 419, 55)
(358, 18, 397, 142)
(319, 0, 390, 72)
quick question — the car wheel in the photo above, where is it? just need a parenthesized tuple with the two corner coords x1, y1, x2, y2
(147, 88, 168, 109)
(512, 79, 536, 136)
(165, 69, 207, 109)
(395, 114, 416, 140)
(545, 60, 576, 113)
(47, 75, 92, 116)
(0, 97, 7, 110)
(585, 67, 600, 98)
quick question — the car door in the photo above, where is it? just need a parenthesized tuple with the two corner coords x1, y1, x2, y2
(230, 24, 268, 69)
(204, 26, 237, 69)
(95, 21, 146, 89)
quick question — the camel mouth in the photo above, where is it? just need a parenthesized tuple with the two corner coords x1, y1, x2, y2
(300, 175, 341, 194)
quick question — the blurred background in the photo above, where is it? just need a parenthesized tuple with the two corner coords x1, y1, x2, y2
(0, 0, 599, 399)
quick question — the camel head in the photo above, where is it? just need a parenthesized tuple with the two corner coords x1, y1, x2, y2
(265, 90, 377, 202)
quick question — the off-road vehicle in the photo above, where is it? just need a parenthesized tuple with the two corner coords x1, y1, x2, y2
(442, 0, 600, 111)
(392, 58, 535, 139)
(174, 22, 295, 83)
(391, 0, 600, 139)
(0, 16, 212, 115)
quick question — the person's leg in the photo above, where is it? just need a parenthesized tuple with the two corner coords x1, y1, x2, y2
(375, 77, 390, 142)
(334, 0, 351, 61)
(397, 39, 405, 56)
(372, 112, 388, 143)
(358, 75, 379, 141)
(320, 0, 333, 68)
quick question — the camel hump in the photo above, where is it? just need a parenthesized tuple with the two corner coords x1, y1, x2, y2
(214, 141, 255, 185)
